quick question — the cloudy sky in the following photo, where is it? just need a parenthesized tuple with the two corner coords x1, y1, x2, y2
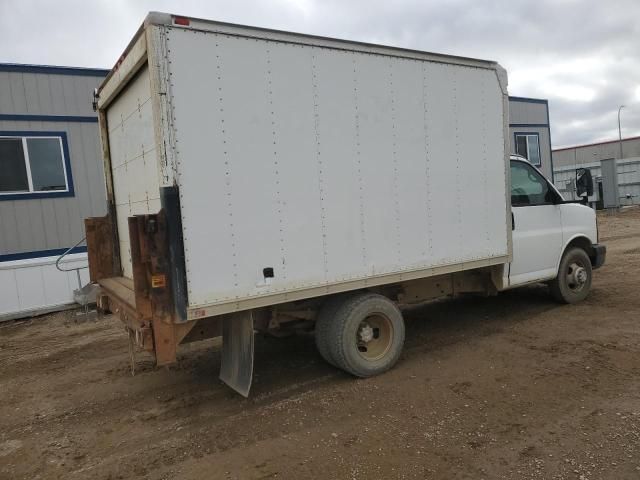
(1, 0, 639, 147)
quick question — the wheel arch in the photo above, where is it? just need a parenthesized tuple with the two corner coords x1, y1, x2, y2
(557, 235, 597, 272)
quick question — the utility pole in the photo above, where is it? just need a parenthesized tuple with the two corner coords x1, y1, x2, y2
(618, 105, 625, 159)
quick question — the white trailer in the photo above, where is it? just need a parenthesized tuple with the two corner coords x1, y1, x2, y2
(87, 12, 605, 396)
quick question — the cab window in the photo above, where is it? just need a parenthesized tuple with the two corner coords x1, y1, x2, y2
(510, 161, 555, 206)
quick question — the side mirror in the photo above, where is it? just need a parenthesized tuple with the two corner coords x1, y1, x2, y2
(576, 168, 593, 197)
(92, 88, 99, 112)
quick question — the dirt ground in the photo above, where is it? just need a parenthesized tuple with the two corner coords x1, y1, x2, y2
(1, 208, 640, 480)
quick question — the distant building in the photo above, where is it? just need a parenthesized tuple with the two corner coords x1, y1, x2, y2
(508, 96, 553, 180)
(552, 136, 640, 207)
(0, 63, 109, 320)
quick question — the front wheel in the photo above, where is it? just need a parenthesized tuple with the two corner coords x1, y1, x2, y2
(548, 247, 592, 304)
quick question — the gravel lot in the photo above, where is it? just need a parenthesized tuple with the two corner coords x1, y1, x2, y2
(1, 207, 639, 480)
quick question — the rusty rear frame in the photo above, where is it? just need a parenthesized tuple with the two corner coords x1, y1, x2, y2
(85, 211, 222, 367)
(85, 203, 257, 396)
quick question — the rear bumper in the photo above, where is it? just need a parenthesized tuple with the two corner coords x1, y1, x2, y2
(592, 244, 606, 269)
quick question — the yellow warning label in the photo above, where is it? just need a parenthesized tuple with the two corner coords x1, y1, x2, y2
(151, 274, 166, 289)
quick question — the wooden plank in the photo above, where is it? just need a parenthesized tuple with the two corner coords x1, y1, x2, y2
(85, 216, 115, 281)
(149, 213, 173, 319)
(151, 316, 178, 366)
(113, 276, 134, 290)
(129, 216, 152, 319)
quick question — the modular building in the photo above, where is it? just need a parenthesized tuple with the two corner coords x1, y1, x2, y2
(0, 63, 108, 320)
(508, 96, 553, 180)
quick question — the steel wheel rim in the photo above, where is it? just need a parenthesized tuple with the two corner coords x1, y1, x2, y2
(566, 261, 588, 292)
(356, 313, 393, 361)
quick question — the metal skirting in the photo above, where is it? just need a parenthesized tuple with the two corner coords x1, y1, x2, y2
(0, 253, 90, 321)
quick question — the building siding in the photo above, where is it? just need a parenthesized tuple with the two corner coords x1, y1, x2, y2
(552, 136, 640, 168)
(552, 137, 640, 207)
(0, 70, 99, 116)
(554, 157, 640, 207)
(509, 99, 549, 126)
(509, 126, 553, 178)
(0, 67, 108, 257)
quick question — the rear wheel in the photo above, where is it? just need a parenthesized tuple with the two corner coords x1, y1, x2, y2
(321, 293, 405, 377)
(549, 247, 592, 304)
(315, 295, 351, 367)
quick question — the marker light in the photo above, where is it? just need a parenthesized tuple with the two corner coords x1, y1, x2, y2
(173, 16, 190, 26)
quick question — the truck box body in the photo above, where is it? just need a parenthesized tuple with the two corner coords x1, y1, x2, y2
(96, 13, 511, 323)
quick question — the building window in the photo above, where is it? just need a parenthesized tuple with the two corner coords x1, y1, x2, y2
(514, 133, 541, 166)
(0, 132, 73, 199)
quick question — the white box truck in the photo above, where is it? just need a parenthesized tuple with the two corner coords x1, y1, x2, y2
(86, 12, 605, 396)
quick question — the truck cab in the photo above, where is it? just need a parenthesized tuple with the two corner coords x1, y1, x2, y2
(507, 155, 606, 302)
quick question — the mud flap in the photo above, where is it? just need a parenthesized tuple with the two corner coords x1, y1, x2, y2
(219, 311, 255, 397)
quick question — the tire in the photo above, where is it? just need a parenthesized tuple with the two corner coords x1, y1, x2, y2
(315, 295, 349, 367)
(549, 247, 593, 304)
(325, 293, 405, 378)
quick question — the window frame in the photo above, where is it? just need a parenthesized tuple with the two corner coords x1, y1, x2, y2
(514, 132, 542, 167)
(0, 131, 74, 200)
(510, 159, 561, 207)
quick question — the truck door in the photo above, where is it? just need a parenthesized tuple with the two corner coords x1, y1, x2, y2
(508, 160, 563, 286)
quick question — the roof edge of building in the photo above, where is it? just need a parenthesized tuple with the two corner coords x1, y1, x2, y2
(0, 63, 109, 77)
(508, 96, 549, 104)
(553, 135, 640, 153)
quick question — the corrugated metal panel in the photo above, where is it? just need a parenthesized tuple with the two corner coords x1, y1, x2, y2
(601, 159, 620, 208)
(508, 100, 548, 125)
(0, 71, 100, 116)
(0, 69, 107, 256)
(553, 157, 640, 206)
(553, 137, 640, 168)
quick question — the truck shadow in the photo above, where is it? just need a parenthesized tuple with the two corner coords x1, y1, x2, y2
(402, 283, 559, 351)
(174, 284, 561, 403)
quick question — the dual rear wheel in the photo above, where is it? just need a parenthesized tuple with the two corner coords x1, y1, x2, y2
(315, 293, 405, 377)
(316, 249, 593, 376)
